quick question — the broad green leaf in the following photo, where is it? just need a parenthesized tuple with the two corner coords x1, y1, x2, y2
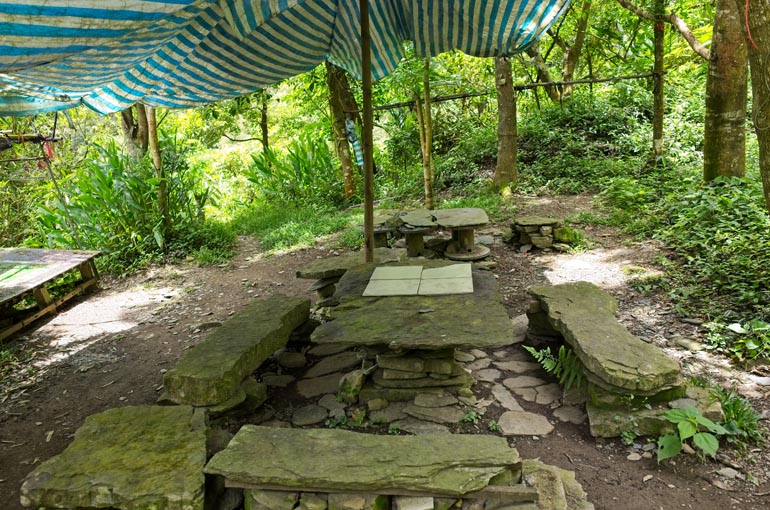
(657, 434, 682, 462)
(692, 433, 719, 457)
(664, 407, 696, 424)
(678, 420, 697, 440)
(695, 415, 729, 435)
(748, 320, 770, 331)
(726, 323, 749, 334)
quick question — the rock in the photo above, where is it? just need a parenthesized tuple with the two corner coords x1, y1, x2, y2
(372, 368, 472, 389)
(491, 384, 524, 411)
(276, 351, 308, 368)
(529, 282, 681, 393)
(503, 376, 547, 389)
(246, 489, 298, 510)
(553, 406, 586, 425)
(297, 248, 405, 279)
(553, 243, 571, 252)
(262, 374, 296, 387)
(534, 383, 562, 405)
(515, 216, 561, 227)
(215, 488, 244, 510)
(673, 335, 704, 352)
(530, 235, 553, 249)
(454, 351, 475, 362)
(205, 426, 520, 495)
(390, 418, 451, 435)
(207, 427, 235, 457)
(319, 393, 347, 413)
(308, 343, 351, 357)
(306, 351, 363, 378)
(668, 398, 699, 409)
(328, 493, 389, 510)
(498, 411, 554, 436)
(433, 498, 459, 510)
(522, 460, 594, 510)
(394, 496, 434, 510)
(413, 393, 458, 408)
(21, 406, 206, 510)
(292, 405, 329, 426)
(553, 226, 579, 244)
(404, 404, 465, 424)
(717, 468, 740, 479)
(494, 360, 541, 373)
(466, 358, 492, 371)
(475, 368, 502, 382)
(681, 443, 696, 455)
(297, 493, 328, 510)
(205, 385, 248, 416)
(339, 369, 367, 404)
(241, 378, 268, 409)
(313, 264, 513, 351)
(382, 369, 428, 380)
(643, 474, 654, 483)
(562, 385, 589, 406)
(295, 373, 345, 398)
(627, 453, 642, 461)
(358, 384, 447, 403)
(366, 398, 388, 411)
(164, 296, 310, 406)
(588, 382, 686, 409)
(370, 402, 408, 423)
(511, 387, 538, 402)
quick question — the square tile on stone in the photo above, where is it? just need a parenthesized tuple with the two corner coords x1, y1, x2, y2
(370, 265, 423, 280)
(363, 278, 420, 296)
(421, 263, 471, 280)
(418, 277, 473, 295)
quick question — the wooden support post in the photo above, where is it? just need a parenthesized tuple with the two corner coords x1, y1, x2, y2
(33, 287, 54, 312)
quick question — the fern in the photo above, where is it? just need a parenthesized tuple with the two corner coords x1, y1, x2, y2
(523, 345, 586, 390)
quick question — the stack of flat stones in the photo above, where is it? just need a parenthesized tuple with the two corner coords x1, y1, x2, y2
(527, 281, 723, 437)
(511, 216, 576, 251)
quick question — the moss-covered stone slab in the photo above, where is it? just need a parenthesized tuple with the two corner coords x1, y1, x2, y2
(529, 282, 680, 393)
(514, 216, 561, 227)
(205, 426, 520, 496)
(586, 386, 723, 437)
(297, 248, 406, 279)
(312, 263, 512, 351)
(20, 406, 206, 510)
(164, 295, 310, 406)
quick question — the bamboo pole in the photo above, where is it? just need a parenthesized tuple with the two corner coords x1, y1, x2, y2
(360, 0, 374, 263)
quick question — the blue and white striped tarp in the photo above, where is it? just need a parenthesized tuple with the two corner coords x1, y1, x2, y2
(0, 0, 571, 116)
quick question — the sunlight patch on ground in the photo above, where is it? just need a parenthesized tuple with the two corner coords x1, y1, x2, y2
(540, 248, 660, 289)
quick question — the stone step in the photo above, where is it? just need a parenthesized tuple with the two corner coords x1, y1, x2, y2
(163, 295, 309, 406)
(521, 460, 594, 510)
(21, 405, 207, 510)
(205, 426, 521, 496)
(528, 282, 680, 393)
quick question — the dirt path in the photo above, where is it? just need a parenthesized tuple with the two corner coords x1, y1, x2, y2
(1, 195, 768, 510)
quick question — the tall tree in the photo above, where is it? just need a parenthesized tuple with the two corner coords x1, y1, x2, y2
(119, 104, 149, 157)
(741, 0, 770, 210)
(325, 61, 357, 198)
(651, 0, 665, 158)
(146, 107, 169, 251)
(703, 0, 747, 181)
(494, 56, 517, 188)
(414, 57, 435, 209)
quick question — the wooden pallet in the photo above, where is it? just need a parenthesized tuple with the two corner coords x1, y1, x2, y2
(1, 248, 100, 341)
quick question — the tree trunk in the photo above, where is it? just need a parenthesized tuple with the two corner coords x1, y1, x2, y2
(494, 56, 518, 188)
(703, 0, 748, 181)
(325, 61, 356, 198)
(652, 0, 665, 158)
(560, 0, 592, 97)
(119, 104, 149, 157)
(146, 107, 169, 251)
(742, 0, 770, 210)
(415, 57, 435, 210)
(525, 43, 561, 103)
(259, 91, 269, 151)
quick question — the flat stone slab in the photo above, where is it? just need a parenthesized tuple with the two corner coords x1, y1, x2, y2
(21, 406, 206, 510)
(491, 384, 523, 411)
(292, 405, 329, 426)
(514, 216, 561, 227)
(205, 426, 520, 496)
(312, 262, 513, 351)
(164, 295, 309, 406)
(403, 403, 465, 424)
(295, 372, 345, 399)
(297, 248, 405, 279)
(305, 351, 362, 378)
(498, 410, 554, 436)
(529, 282, 680, 393)
(390, 418, 451, 435)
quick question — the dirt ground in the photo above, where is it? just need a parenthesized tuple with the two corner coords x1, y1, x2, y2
(1, 194, 769, 510)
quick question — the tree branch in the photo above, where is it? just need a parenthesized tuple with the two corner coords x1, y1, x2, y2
(616, 0, 710, 60)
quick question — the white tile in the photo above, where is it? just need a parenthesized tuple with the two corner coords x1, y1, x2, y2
(421, 263, 472, 279)
(394, 496, 434, 510)
(418, 277, 473, 295)
(370, 266, 423, 280)
(363, 278, 420, 296)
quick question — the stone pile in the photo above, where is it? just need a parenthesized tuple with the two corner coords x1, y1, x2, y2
(527, 281, 722, 437)
(359, 349, 474, 403)
(511, 216, 577, 251)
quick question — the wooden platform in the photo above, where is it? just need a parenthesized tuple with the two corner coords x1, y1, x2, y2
(1, 248, 100, 341)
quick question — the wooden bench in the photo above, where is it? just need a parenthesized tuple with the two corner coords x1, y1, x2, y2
(1, 248, 100, 341)
(163, 295, 309, 406)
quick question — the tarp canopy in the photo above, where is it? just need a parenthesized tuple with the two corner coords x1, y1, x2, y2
(0, 0, 571, 116)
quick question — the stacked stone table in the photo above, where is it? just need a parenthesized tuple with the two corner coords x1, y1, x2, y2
(311, 260, 514, 401)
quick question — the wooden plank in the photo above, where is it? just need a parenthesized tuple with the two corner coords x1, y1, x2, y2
(0, 248, 99, 306)
(0, 277, 98, 342)
(223, 482, 538, 502)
